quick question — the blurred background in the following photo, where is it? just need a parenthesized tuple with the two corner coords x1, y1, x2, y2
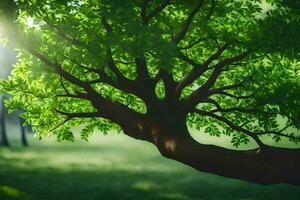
(1, 44, 300, 200)
(0, 44, 15, 79)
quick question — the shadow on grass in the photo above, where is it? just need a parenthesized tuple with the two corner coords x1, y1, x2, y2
(1, 134, 300, 200)
(1, 164, 300, 200)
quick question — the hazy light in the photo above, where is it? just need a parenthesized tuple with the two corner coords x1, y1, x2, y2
(0, 20, 6, 37)
(257, 0, 276, 19)
(26, 16, 35, 28)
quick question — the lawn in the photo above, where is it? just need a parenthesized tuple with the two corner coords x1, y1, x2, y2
(0, 129, 300, 200)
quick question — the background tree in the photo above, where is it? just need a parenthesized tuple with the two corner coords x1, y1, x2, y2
(0, 0, 299, 185)
(0, 96, 9, 147)
(18, 110, 28, 147)
(0, 28, 27, 147)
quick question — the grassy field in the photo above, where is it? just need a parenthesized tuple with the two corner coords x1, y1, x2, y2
(0, 128, 300, 200)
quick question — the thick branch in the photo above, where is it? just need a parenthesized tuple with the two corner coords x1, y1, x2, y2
(184, 50, 250, 109)
(176, 42, 229, 96)
(135, 55, 150, 81)
(26, 47, 156, 143)
(26, 47, 142, 113)
(100, 17, 134, 85)
(45, 20, 130, 91)
(158, 69, 177, 102)
(131, 117, 300, 185)
(106, 49, 128, 81)
(46, 18, 129, 86)
(155, 132, 300, 185)
(56, 110, 101, 119)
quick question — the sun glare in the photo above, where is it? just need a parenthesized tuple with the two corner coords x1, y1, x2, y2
(26, 16, 35, 28)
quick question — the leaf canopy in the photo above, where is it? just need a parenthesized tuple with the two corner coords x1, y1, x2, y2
(0, 0, 299, 147)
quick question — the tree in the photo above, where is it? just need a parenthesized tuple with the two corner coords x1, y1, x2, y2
(0, 96, 9, 147)
(18, 111, 28, 147)
(0, 0, 300, 185)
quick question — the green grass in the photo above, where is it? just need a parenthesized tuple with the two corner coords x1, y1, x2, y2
(0, 131, 300, 200)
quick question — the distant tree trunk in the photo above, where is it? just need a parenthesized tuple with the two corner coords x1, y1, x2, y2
(0, 96, 9, 147)
(26, 125, 33, 134)
(19, 116, 28, 146)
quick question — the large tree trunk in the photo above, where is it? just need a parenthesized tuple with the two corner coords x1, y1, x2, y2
(155, 133, 300, 185)
(0, 97, 9, 147)
(92, 97, 300, 185)
(117, 113, 300, 185)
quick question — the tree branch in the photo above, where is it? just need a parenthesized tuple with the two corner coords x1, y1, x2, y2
(208, 74, 254, 99)
(45, 19, 91, 52)
(56, 110, 101, 119)
(45, 17, 128, 88)
(179, 37, 208, 50)
(172, 0, 204, 44)
(257, 129, 300, 141)
(59, 53, 99, 74)
(106, 49, 127, 80)
(59, 52, 141, 97)
(159, 69, 177, 102)
(49, 110, 102, 133)
(206, 0, 216, 20)
(46, 18, 138, 88)
(141, 0, 150, 24)
(193, 109, 265, 147)
(45, 17, 146, 106)
(209, 82, 246, 94)
(100, 17, 132, 84)
(27, 49, 147, 135)
(56, 91, 90, 100)
(194, 106, 300, 146)
(135, 55, 150, 81)
(101, 16, 112, 33)
(203, 99, 261, 115)
(184, 50, 250, 109)
(214, 91, 255, 100)
(143, 0, 171, 24)
(176, 42, 230, 96)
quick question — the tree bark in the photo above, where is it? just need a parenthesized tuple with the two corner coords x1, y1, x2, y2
(19, 116, 28, 147)
(0, 96, 9, 147)
(156, 134, 300, 185)
(118, 114, 300, 185)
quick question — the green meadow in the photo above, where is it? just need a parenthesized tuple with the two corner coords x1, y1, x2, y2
(0, 128, 300, 200)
